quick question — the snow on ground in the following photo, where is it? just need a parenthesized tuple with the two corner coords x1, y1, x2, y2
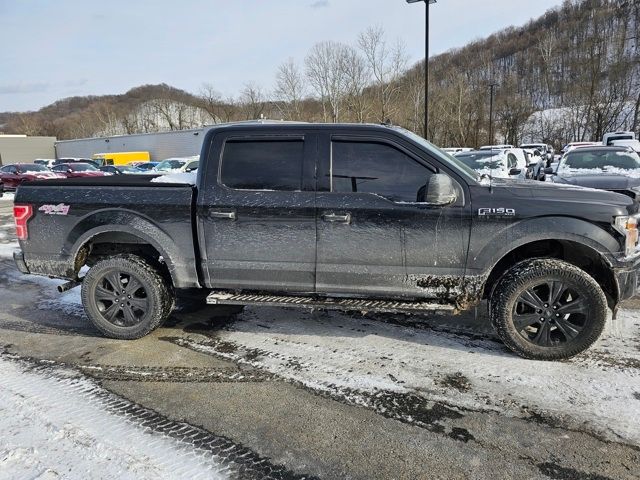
(0, 356, 228, 480)
(186, 306, 640, 446)
(0, 192, 14, 202)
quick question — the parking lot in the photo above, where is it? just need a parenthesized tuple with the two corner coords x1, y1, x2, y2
(0, 196, 639, 479)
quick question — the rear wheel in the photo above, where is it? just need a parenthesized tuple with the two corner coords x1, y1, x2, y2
(490, 259, 607, 360)
(81, 254, 174, 339)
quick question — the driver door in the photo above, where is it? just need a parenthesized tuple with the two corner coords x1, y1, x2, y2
(315, 133, 470, 299)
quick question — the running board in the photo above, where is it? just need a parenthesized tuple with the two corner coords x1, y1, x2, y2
(206, 292, 456, 314)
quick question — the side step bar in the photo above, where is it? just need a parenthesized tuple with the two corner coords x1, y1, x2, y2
(207, 292, 456, 315)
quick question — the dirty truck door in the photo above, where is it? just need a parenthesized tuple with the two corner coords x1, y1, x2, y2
(199, 132, 317, 292)
(315, 134, 470, 299)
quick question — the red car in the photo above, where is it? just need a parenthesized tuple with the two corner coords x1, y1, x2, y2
(50, 163, 110, 178)
(0, 163, 65, 190)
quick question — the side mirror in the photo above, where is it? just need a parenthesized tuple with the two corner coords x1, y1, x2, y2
(544, 167, 555, 174)
(509, 168, 522, 176)
(425, 174, 457, 206)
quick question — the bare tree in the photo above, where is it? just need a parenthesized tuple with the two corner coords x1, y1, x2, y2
(239, 83, 266, 120)
(274, 58, 306, 120)
(199, 83, 224, 124)
(358, 26, 408, 122)
(342, 47, 370, 122)
(305, 41, 350, 122)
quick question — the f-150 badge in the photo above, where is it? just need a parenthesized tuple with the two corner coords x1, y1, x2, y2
(478, 207, 515, 216)
(39, 204, 70, 216)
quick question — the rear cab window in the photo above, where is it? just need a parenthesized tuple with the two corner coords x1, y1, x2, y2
(220, 139, 305, 191)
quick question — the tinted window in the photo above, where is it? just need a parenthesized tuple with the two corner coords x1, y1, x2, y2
(70, 164, 97, 171)
(331, 141, 432, 202)
(221, 139, 304, 191)
(1, 166, 16, 173)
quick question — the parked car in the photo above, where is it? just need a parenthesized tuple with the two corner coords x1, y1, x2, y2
(521, 143, 555, 163)
(132, 162, 160, 172)
(154, 157, 199, 173)
(53, 158, 101, 168)
(560, 142, 599, 155)
(455, 149, 527, 179)
(33, 159, 58, 168)
(99, 165, 145, 175)
(0, 163, 65, 190)
(442, 147, 473, 154)
(544, 146, 640, 199)
(51, 163, 109, 178)
(14, 122, 640, 361)
(602, 131, 640, 153)
(479, 144, 514, 150)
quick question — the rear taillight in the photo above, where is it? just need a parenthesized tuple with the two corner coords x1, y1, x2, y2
(13, 204, 33, 240)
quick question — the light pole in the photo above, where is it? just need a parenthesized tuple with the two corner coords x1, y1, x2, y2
(406, 0, 436, 139)
(488, 82, 498, 145)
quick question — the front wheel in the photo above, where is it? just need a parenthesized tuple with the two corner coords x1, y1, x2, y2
(81, 254, 174, 339)
(490, 259, 607, 360)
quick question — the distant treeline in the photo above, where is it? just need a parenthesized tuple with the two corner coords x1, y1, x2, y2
(2, 0, 638, 149)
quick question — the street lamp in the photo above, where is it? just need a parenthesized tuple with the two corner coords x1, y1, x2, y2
(488, 82, 499, 145)
(406, 0, 437, 139)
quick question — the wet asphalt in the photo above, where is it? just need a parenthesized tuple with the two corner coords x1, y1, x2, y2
(0, 203, 638, 480)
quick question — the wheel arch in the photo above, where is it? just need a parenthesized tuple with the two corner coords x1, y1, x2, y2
(65, 210, 199, 289)
(483, 238, 618, 309)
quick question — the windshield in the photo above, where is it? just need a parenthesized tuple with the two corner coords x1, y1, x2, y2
(71, 164, 98, 171)
(559, 150, 640, 175)
(392, 127, 479, 181)
(455, 152, 505, 171)
(155, 159, 187, 171)
(17, 164, 49, 173)
(136, 163, 156, 171)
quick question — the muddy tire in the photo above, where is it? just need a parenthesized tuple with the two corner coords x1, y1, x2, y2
(81, 254, 174, 339)
(490, 259, 607, 360)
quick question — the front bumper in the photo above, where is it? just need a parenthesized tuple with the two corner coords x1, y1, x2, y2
(613, 254, 640, 301)
(13, 250, 30, 275)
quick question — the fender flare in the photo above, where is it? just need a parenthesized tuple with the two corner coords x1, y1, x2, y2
(64, 209, 186, 287)
(471, 216, 620, 274)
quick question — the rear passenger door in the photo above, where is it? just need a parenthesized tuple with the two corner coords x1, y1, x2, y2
(199, 131, 317, 293)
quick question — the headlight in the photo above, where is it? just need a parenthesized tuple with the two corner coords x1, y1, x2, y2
(614, 215, 640, 257)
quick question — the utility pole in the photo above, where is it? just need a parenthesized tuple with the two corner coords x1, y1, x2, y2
(406, 0, 437, 139)
(488, 82, 498, 145)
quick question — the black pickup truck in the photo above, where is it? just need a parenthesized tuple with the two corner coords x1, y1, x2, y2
(12, 122, 640, 360)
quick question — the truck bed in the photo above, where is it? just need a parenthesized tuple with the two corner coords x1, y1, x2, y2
(14, 176, 200, 288)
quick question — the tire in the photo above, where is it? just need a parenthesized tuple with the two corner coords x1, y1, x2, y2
(490, 258, 607, 360)
(81, 254, 174, 339)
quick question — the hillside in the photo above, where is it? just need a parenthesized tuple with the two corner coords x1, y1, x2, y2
(2, 0, 638, 147)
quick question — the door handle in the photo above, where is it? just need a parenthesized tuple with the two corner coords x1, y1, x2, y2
(210, 211, 236, 220)
(322, 212, 351, 224)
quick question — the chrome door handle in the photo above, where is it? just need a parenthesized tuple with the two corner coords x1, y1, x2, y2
(322, 212, 351, 223)
(210, 211, 236, 220)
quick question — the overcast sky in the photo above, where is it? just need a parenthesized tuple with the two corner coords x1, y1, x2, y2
(0, 0, 562, 112)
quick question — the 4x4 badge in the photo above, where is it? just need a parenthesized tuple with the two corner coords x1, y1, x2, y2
(39, 204, 70, 216)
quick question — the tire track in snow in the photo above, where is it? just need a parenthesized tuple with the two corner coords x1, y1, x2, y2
(0, 352, 316, 480)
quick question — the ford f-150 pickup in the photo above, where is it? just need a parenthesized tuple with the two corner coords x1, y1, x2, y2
(12, 122, 640, 360)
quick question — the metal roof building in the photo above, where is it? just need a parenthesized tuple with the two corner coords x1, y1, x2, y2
(0, 134, 56, 166)
(55, 128, 205, 161)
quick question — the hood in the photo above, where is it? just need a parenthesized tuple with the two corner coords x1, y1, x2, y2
(553, 173, 640, 191)
(487, 177, 636, 220)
